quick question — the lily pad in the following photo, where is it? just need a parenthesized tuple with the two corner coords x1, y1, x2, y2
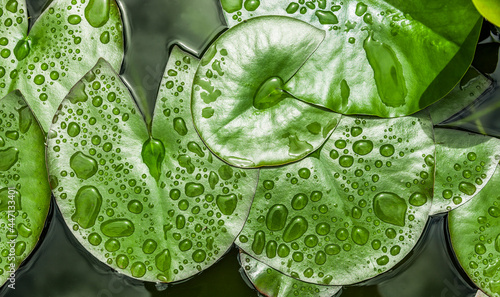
(427, 67, 492, 125)
(430, 128, 500, 215)
(0, 90, 51, 286)
(472, 0, 500, 27)
(222, 0, 482, 117)
(236, 114, 435, 285)
(191, 16, 341, 168)
(449, 166, 500, 297)
(0, 0, 124, 132)
(239, 251, 341, 297)
(47, 50, 258, 282)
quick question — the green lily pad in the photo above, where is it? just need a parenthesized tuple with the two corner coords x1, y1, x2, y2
(430, 128, 500, 215)
(239, 251, 341, 297)
(236, 114, 435, 285)
(0, 90, 51, 286)
(449, 166, 500, 297)
(427, 67, 492, 125)
(472, 0, 500, 27)
(222, 0, 482, 117)
(0, 0, 124, 132)
(47, 49, 258, 282)
(191, 16, 341, 168)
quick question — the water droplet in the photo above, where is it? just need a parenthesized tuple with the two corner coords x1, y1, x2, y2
(244, 0, 260, 11)
(355, 2, 368, 16)
(263, 180, 274, 190)
(100, 31, 110, 44)
(176, 215, 185, 229)
(475, 243, 486, 255)
(105, 239, 120, 252)
(0, 147, 19, 171)
(351, 127, 363, 137)
(173, 117, 188, 136)
(351, 226, 369, 245)
(34, 74, 45, 85)
(131, 262, 146, 277)
(339, 155, 354, 167)
(373, 192, 407, 227)
(298, 168, 311, 179)
(277, 244, 290, 257)
(340, 79, 350, 107)
(14, 38, 30, 61)
(67, 122, 81, 137)
(202, 107, 214, 119)
(316, 222, 330, 236)
(88, 232, 102, 246)
(291, 193, 308, 210)
(208, 171, 219, 190)
(177, 154, 195, 174)
(286, 2, 299, 14)
(141, 137, 165, 182)
(187, 141, 205, 157)
(287, 134, 313, 157)
(179, 239, 193, 251)
(458, 181, 476, 196)
(127, 200, 143, 214)
(68, 15, 82, 25)
(315, 251, 327, 265)
(377, 255, 389, 266)
(70, 152, 98, 180)
(68, 82, 88, 103)
(216, 194, 237, 215)
(142, 239, 158, 254)
(310, 191, 323, 202)
(315, 10, 339, 24)
(467, 152, 477, 161)
(192, 249, 206, 263)
(15, 241, 26, 256)
(325, 244, 341, 255)
(72, 186, 102, 229)
(116, 254, 129, 269)
(379, 144, 395, 157)
(306, 122, 321, 135)
(85, 0, 110, 27)
(364, 32, 407, 107)
(253, 76, 287, 110)
(218, 165, 233, 180)
(409, 192, 427, 206)
(155, 249, 172, 272)
(488, 206, 500, 218)
(425, 155, 435, 167)
(185, 182, 205, 197)
(221, 0, 243, 13)
(283, 216, 308, 242)
(266, 204, 288, 231)
(6, 0, 18, 12)
(101, 219, 135, 237)
(353, 140, 373, 155)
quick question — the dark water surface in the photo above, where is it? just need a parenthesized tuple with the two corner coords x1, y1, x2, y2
(2, 1, 499, 296)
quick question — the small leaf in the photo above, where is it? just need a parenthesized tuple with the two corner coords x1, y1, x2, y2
(472, 0, 500, 27)
(191, 16, 341, 168)
(449, 166, 500, 297)
(0, 0, 124, 132)
(48, 50, 258, 283)
(222, 0, 482, 117)
(240, 252, 341, 297)
(237, 114, 435, 285)
(0, 90, 51, 286)
(430, 128, 500, 215)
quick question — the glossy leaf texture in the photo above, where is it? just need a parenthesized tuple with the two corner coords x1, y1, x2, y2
(0, 90, 51, 286)
(221, 0, 482, 117)
(430, 128, 500, 215)
(449, 166, 500, 297)
(47, 53, 258, 282)
(236, 114, 435, 285)
(239, 252, 341, 297)
(191, 16, 341, 168)
(0, 0, 124, 132)
(472, 0, 500, 27)
(426, 67, 492, 125)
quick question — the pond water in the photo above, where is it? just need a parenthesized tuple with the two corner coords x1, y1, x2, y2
(1, 0, 499, 296)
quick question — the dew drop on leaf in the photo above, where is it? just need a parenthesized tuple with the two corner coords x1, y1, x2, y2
(71, 186, 102, 229)
(373, 192, 407, 227)
(100, 218, 135, 237)
(0, 147, 19, 171)
(266, 204, 288, 231)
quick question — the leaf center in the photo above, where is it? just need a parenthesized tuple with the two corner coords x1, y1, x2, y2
(253, 76, 288, 110)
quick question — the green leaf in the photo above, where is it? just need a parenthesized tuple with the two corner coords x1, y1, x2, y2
(449, 166, 500, 297)
(426, 67, 492, 125)
(0, 90, 51, 286)
(0, 0, 124, 132)
(239, 251, 341, 297)
(47, 50, 258, 282)
(191, 16, 341, 168)
(236, 114, 435, 285)
(430, 128, 500, 215)
(472, 0, 500, 27)
(222, 0, 482, 117)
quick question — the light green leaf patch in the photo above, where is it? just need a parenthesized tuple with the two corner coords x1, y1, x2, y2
(449, 166, 500, 297)
(426, 67, 492, 125)
(236, 114, 434, 285)
(47, 50, 258, 283)
(0, 90, 51, 286)
(472, 0, 500, 27)
(0, 0, 124, 132)
(191, 16, 341, 168)
(476, 290, 491, 297)
(239, 251, 341, 297)
(222, 0, 481, 117)
(430, 128, 500, 215)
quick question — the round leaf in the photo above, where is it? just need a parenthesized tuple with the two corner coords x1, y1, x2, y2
(0, 90, 51, 286)
(47, 54, 258, 283)
(240, 251, 341, 297)
(222, 0, 482, 117)
(449, 166, 500, 297)
(236, 114, 435, 285)
(0, 0, 124, 132)
(191, 16, 341, 168)
(431, 128, 500, 215)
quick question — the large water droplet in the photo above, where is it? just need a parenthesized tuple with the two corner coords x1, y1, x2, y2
(221, 0, 243, 13)
(266, 204, 288, 231)
(208, 171, 219, 189)
(252, 231, 266, 255)
(355, 2, 368, 16)
(142, 239, 158, 254)
(351, 226, 369, 245)
(187, 141, 205, 157)
(373, 192, 407, 227)
(131, 262, 146, 277)
(173, 117, 188, 136)
(185, 182, 205, 197)
(379, 144, 395, 157)
(315, 10, 339, 24)
(14, 38, 30, 61)
(288, 134, 313, 157)
(218, 165, 233, 180)
(71, 186, 102, 229)
(409, 192, 427, 206)
(177, 154, 195, 174)
(155, 249, 172, 272)
(0, 147, 19, 171)
(18, 106, 33, 134)
(141, 137, 165, 182)
(266, 240, 277, 258)
(216, 194, 237, 215)
(70, 152, 98, 180)
(364, 32, 407, 107)
(353, 140, 373, 155)
(283, 216, 308, 242)
(458, 181, 476, 196)
(85, 0, 110, 28)
(192, 249, 206, 263)
(101, 219, 135, 237)
(291, 193, 308, 210)
(67, 122, 81, 137)
(253, 76, 287, 110)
